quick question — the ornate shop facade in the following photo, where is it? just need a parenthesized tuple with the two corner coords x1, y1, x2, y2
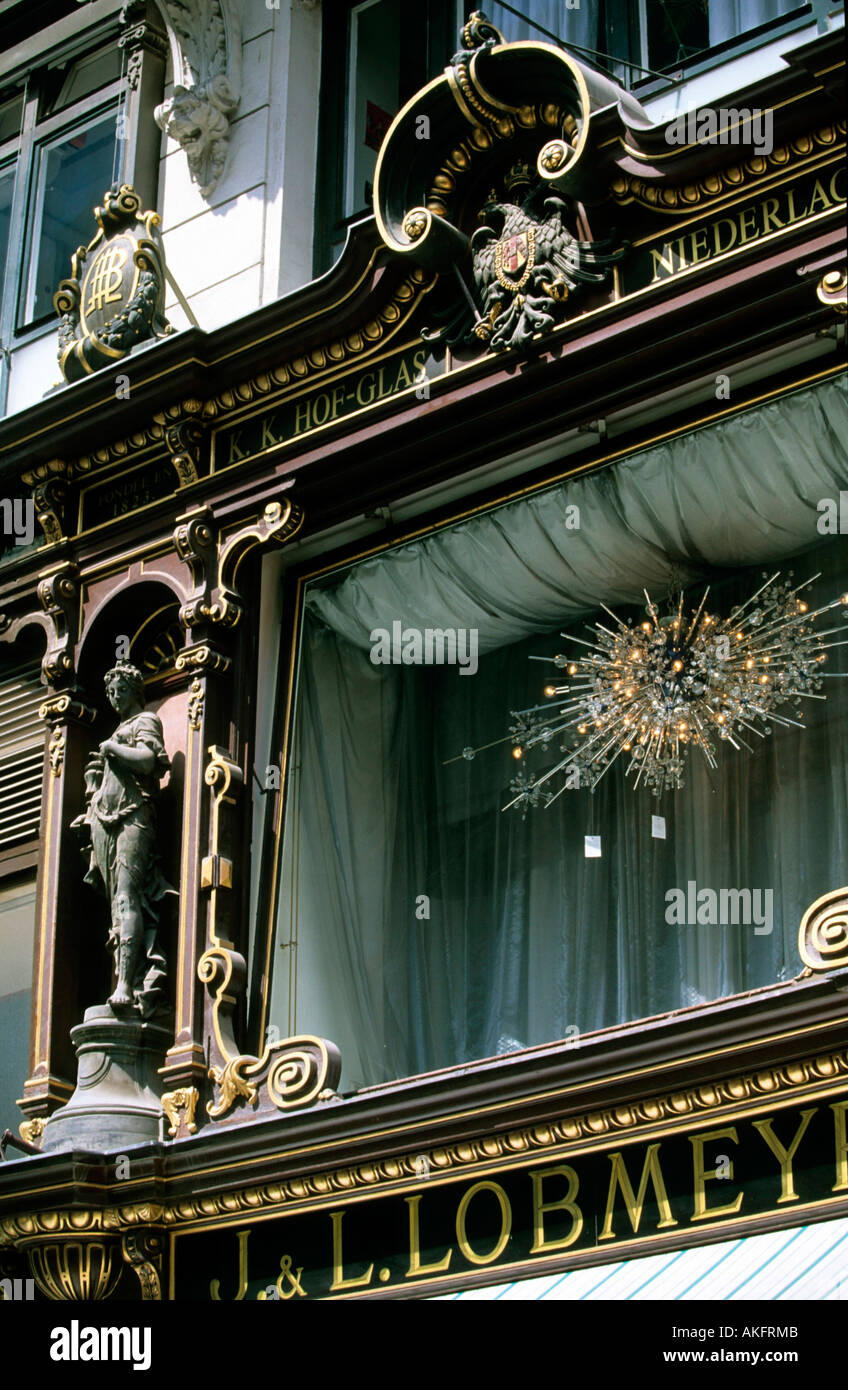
(0, 4, 846, 1300)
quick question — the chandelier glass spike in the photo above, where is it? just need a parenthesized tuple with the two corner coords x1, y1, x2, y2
(456, 572, 848, 809)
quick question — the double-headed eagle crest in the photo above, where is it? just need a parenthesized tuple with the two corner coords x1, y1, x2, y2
(469, 172, 622, 351)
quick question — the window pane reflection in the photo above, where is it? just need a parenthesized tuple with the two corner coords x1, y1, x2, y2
(29, 113, 116, 323)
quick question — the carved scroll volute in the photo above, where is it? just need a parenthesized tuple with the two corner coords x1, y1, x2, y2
(121, 1229, 165, 1301)
(212, 498, 305, 630)
(36, 562, 81, 689)
(799, 888, 848, 973)
(20, 460, 70, 545)
(173, 507, 218, 631)
(165, 417, 206, 487)
(174, 496, 305, 638)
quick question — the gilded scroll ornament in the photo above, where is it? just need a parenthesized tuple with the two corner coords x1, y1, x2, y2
(175, 644, 232, 676)
(165, 418, 206, 487)
(20, 460, 69, 545)
(18, 1118, 45, 1149)
(206, 1035, 341, 1118)
(38, 693, 97, 727)
(204, 745, 243, 806)
(199, 938, 341, 1121)
(161, 1088, 199, 1138)
(174, 498, 304, 635)
(798, 888, 848, 972)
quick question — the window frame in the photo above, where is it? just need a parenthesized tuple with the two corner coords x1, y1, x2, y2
(18, 88, 124, 329)
(314, 0, 457, 276)
(462, 1, 819, 86)
(0, 5, 165, 416)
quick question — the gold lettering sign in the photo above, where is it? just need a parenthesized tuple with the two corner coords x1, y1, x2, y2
(627, 163, 846, 296)
(216, 345, 434, 470)
(174, 1092, 848, 1301)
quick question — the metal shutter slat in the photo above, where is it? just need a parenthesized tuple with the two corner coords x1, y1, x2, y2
(0, 658, 45, 850)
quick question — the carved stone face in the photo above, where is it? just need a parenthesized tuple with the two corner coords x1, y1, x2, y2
(167, 93, 224, 161)
(105, 674, 135, 716)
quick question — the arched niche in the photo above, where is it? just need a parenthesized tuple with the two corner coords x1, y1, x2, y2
(72, 581, 187, 1021)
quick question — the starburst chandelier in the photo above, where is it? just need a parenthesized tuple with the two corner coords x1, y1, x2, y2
(452, 571, 848, 808)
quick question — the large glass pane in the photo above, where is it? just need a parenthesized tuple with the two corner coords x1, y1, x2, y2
(647, 0, 800, 70)
(270, 375, 848, 1093)
(487, 1, 600, 56)
(345, 0, 401, 217)
(707, 0, 801, 51)
(26, 111, 117, 323)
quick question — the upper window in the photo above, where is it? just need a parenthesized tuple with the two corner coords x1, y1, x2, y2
(345, 0, 403, 219)
(316, 0, 815, 272)
(315, 0, 445, 273)
(23, 110, 118, 323)
(486, 1, 808, 82)
(0, 41, 123, 348)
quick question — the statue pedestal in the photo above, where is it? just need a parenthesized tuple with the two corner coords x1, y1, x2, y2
(42, 1006, 170, 1153)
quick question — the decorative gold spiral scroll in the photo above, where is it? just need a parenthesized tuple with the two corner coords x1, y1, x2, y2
(266, 1039, 339, 1110)
(208, 1036, 340, 1118)
(798, 888, 848, 972)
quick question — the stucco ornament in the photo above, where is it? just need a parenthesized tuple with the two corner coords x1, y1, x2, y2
(152, 0, 243, 197)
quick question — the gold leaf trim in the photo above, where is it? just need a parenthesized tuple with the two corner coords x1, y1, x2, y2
(3, 1049, 845, 1243)
(610, 122, 845, 212)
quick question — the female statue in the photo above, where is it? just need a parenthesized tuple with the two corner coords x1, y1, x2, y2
(74, 661, 174, 1017)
